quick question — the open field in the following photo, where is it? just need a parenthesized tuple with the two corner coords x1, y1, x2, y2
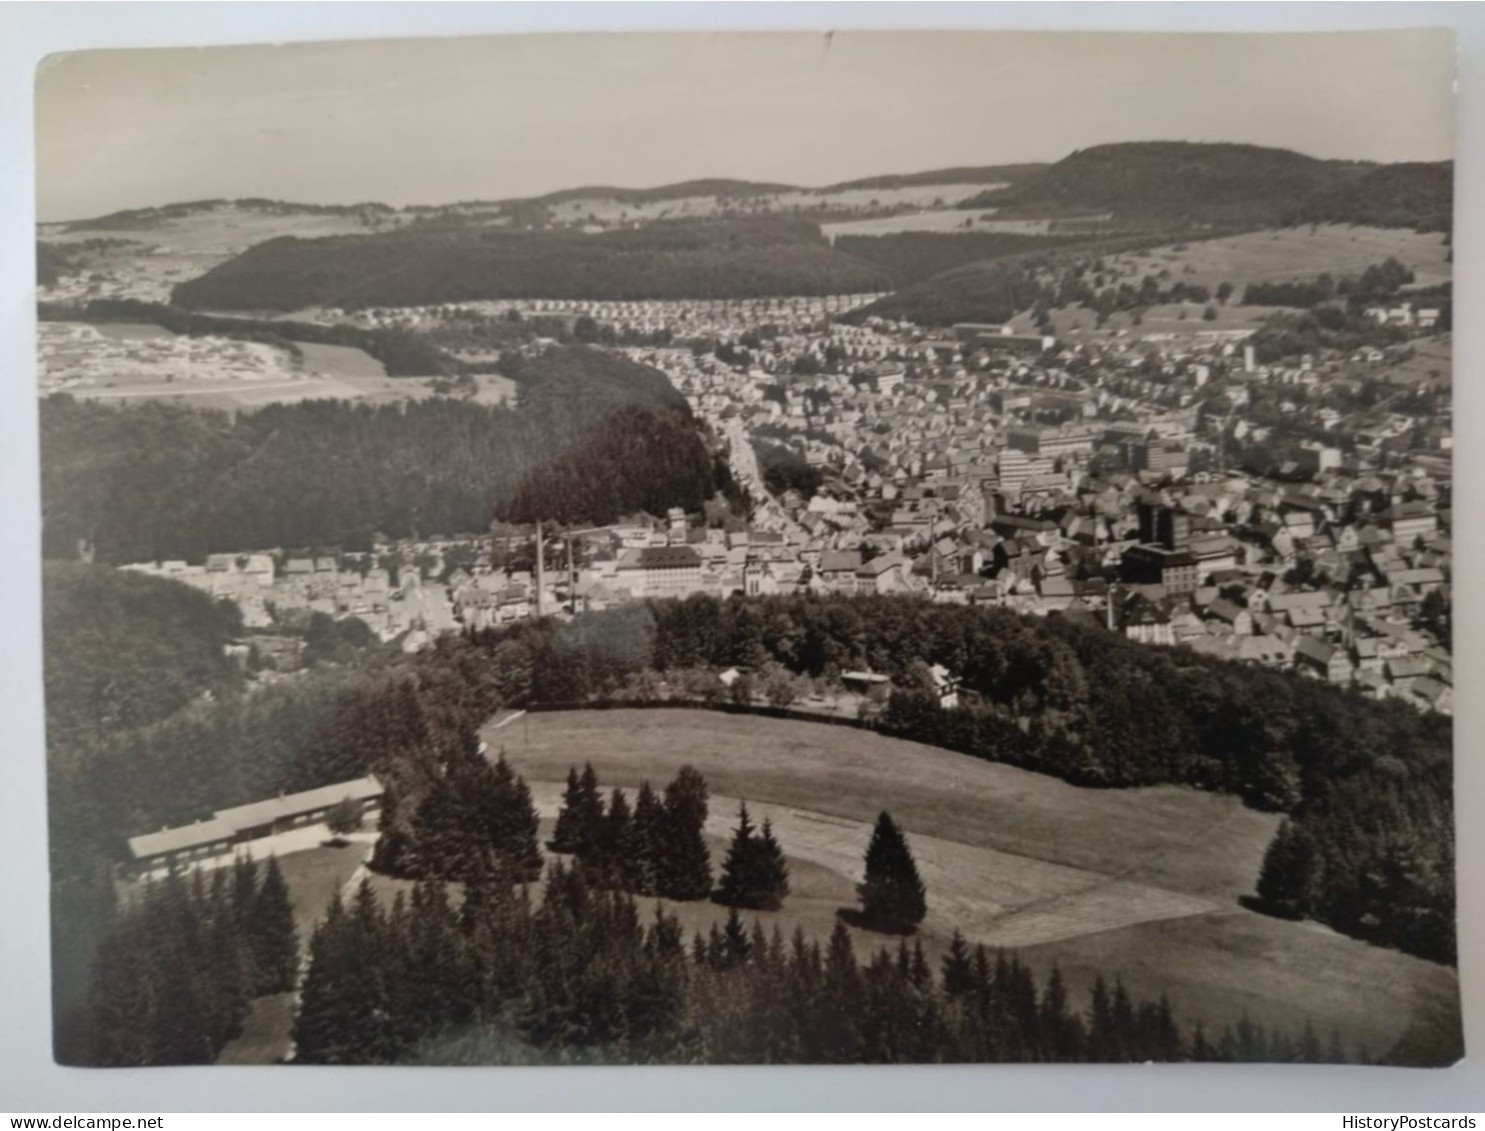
(295, 341, 386, 379)
(492, 708, 1461, 1065)
(544, 182, 1005, 227)
(1007, 302, 1276, 342)
(822, 209, 1014, 239)
(93, 322, 176, 342)
(216, 707, 1459, 1065)
(39, 321, 515, 410)
(332, 373, 519, 407)
(491, 708, 1278, 900)
(269, 841, 371, 942)
(39, 204, 383, 305)
(529, 781, 1216, 948)
(1019, 912, 1463, 1067)
(1102, 225, 1452, 294)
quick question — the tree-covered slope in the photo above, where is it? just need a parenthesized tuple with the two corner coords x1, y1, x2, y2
(964, 142, 1450, 233)
(43, 562, 241, 741)
(40, 345, 730, 562)
(1295, 161, 1454, 232)
(171, 218, 894, 310)
(966, 142, 1354, 224)
(823, 163, 1051, 191)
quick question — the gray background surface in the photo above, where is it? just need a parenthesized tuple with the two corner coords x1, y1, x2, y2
(1, 2, 1481, 1112)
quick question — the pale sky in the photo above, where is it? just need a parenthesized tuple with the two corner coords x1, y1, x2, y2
(35, 28, 1455, 222)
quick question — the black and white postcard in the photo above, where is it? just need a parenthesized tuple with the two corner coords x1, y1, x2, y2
(35, 28, 1459, 1069)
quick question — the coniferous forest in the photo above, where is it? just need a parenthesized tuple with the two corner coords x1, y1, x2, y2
(81, 857, 297, 1066)
(170, 219, 896, 311)
(40, 345, 736, 562)
(287, 866, 1344, 1067)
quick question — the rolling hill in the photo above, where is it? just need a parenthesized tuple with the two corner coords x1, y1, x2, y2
(964, 141, 1366, 225)
(964, 142, 1450, 232)
(527, 178, 799, 206)
(823, 163, 1051, 191)
(39, 344, 731, 561)
(171, 218, 895, 310)
(1294, 161, 1454, 232)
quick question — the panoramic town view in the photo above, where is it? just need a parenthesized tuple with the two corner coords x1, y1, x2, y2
(35, 30, 1458, 1069)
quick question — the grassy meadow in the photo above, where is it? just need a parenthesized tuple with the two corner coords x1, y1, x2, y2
(488, 708, 1461, 1066)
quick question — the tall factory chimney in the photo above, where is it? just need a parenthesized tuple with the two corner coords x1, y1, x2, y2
(534, 520, 545, 618)
(567, 534, 577, 614)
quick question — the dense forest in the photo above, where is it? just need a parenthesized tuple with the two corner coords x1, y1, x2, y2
(961, 142, 1449, 232)
(833, 231, 1088, 286)
(1293, 162, 1454, 233)
(473, 594, 1454, 963)
(38, 299, 461, 377)
(43, 563, 242, 742)
(72, 858, 298, 1066)
(40, 345, 734, 561)
(170, 219, 895, 311)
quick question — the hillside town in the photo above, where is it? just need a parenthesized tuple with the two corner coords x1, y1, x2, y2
(114, 293, 1452, 716)
(634, 305, 1452, 714)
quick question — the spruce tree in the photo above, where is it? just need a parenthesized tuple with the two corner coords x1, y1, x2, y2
(292, 893, 361, 1063)
(631, 781, 665, 896)
(573, 763, 606, 858)
(715, 801, 758, 907)
(489, 755, 543, 881)
(909, 939, 931, 991)
(753, 818, 790, 911)
(1255, 818, 1317, 918)
(658, 765, 712, 901)
(717, 805, 791, 911)
(720, 906, 751, 969)
(548, 766, 585, 854)
(598, 787, 637, 890)
(253, 856, 300, 994)
(205, 873, 252, 1045)
(370, 770, 417, 876)
(230, 854, 259, 920)
(857, 811, 927, 934)
(941, 929, 974, 997)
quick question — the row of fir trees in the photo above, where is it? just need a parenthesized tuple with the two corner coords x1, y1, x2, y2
(548, 763, 714, 901)
(292, 863, 1348, 1066)
(377, 748, 927, 934)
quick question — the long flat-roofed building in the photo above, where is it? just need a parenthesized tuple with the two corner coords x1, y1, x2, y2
(126, 775, 382, 876)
